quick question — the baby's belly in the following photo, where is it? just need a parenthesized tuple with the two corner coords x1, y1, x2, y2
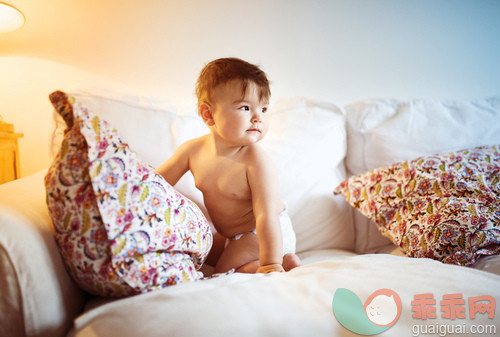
(204, 199, 255, 238)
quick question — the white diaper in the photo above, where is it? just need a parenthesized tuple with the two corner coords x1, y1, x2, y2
(225, 204, 296, 255)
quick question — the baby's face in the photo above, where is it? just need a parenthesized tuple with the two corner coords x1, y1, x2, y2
(208, 80, 269, 146)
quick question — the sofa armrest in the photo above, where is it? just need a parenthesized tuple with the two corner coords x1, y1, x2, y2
(0, 171, 86, 337)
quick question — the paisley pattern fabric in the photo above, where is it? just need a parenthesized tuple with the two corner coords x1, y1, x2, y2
(335, 145, 500, 266)
(45, 91, 212, 297)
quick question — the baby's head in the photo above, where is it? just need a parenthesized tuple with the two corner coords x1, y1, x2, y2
(196, 57, 270, 114)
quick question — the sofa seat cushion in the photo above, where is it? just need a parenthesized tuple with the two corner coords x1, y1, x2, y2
(45, 91, 212, 297)
(335, 145, 500, 266)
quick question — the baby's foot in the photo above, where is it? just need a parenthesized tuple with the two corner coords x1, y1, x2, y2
(282, 253, 302, 272)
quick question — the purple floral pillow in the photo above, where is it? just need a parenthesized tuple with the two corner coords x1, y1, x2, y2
(45, 91, 212, 297)
(334, 145, 500, 266)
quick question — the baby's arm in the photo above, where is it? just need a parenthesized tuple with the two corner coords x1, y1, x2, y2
(156, 141, 191, 186)
(247, 146, 284, 273)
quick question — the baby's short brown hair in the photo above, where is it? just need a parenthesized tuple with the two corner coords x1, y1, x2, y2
(196, 58, 271, 109)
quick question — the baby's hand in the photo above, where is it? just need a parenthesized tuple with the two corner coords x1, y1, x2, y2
(256, 263, 285, 273)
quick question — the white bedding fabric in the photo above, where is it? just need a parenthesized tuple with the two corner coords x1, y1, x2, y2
(70, 252, 500, 337)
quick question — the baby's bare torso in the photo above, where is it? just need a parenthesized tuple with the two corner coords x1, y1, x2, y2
(189, 137, 256, 238)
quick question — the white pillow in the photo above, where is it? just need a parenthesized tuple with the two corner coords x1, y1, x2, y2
(69, 91, 208, 167)
(344, 96, 500, 253)
(263, 98, 354, 253)
(51, 91, 209, 216)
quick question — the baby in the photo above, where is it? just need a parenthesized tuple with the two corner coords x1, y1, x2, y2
(157, 58, 301, 273)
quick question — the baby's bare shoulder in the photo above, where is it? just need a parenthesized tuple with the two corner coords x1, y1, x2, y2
(177, 134, 208, 153)
(244, 143, 269, 159)
(244, 144, 276, 172)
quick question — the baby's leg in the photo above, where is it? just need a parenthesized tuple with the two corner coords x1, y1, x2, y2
(214, 233, 259, 273)
(235, 260, 260, 273)
(204, 232, 226, 267)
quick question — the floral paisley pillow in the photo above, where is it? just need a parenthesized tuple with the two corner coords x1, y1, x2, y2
(45, 91, 212, 297)
(334, 145, 500, 266)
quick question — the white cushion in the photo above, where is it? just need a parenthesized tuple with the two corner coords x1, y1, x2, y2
(344, 96, 500, 253)
(53, 91, 210, 216)
(262, 98, 354, 252)
(69, 91, 209, 167)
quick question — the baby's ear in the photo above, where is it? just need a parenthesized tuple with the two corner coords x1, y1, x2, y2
(200, 103, 215, 126)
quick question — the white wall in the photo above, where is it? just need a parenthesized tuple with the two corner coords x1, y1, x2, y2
(0, 0, 499, 177)
(0, 57, 133, 176)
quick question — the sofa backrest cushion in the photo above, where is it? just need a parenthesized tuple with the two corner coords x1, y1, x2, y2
(261, 99, 354, 252)
(51, 92, 355, 253)
(345, 96, 500, 253)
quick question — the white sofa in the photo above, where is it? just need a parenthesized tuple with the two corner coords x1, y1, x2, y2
(1, 92, 499, 337)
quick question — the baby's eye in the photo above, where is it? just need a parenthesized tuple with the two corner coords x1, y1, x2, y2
(239, 106, 250, 111)
(261, 107, 268, 113)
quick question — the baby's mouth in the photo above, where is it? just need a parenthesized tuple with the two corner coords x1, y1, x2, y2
(247, 127, 261, 133)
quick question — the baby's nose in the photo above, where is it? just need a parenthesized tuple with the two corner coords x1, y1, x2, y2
(251, 112, 261, 122)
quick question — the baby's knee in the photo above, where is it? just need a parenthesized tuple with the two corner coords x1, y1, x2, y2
(282, 253, 302, 272)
